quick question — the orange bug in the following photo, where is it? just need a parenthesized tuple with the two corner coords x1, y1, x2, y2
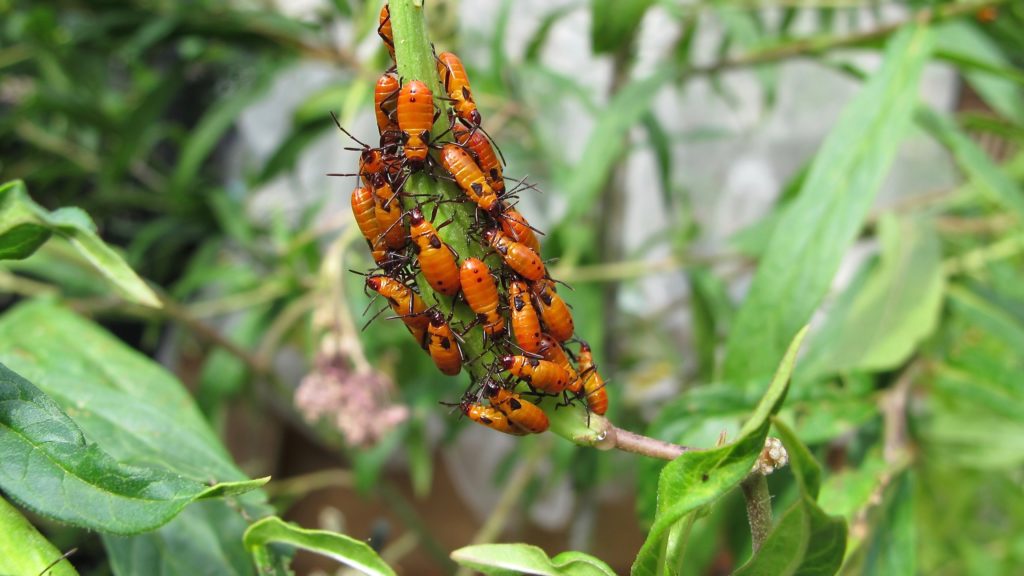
(440, 144, 499, 212)
(372, 181, 407, 250)
(578, 341, 608, 415)
(409, 208, 461, 297)
(485, 229, 546, 281)
(459, 258, 505, 336)
(358, 148, 387, 187)
(485, 381, 548, 434)
(461, 399, 527, 436)
(397, 80, 435, 165)
(426, 309, 462, 375)
(508, 280, 542, 354)
(536, 334, 581, 394)
(366, 275, 429, 347)
(378, 4, 395, 61)
(436, 51, 481, 126)
(453, 125, 504, 195)
(351, 186, 388, 265)
(532, 279, 573, 342)
(374, 72, 401, 136)
(500, 355, 572, 395)
(499, 205, 540, 254)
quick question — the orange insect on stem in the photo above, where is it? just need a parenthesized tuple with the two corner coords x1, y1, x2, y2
(409, 208, 461, 297)
(486, 382, 548, 434)
(459, 258, 505, 336)
(461, 400, 528, 436)
(366, 275, 429, 348)
(533, 279, 574, 342)
(436, 51, 481, 126)
(397, 80, 434, 166)
(453, 125, 504, 195)
(427, 309, 462, 375)
(378, 4, 395, 62)
(501, 354, 572, 395)
(351, 186, 388, 265)
(508, 280, 542, 354)
(537, 334, 581, 394)
(485, 229, 546, 281)
(440, 144, 499, 212)
(578, 341, 608, 416)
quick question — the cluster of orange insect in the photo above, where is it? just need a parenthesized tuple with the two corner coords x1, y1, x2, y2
(343, 4, 608, 437)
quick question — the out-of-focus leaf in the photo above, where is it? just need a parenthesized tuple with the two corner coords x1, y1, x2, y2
(0, 496, 78, 576)
(407, 411, 433, 499)
(558, 67, 676, 247)
(733, 494, 846, 576)
(641, 111, 674, 207)
(722, 26, 934, 382)
(169, 75, 272, 196)
(935, 21, 1024, 125)
(0, 362, 266, 534)
(633, 327, 808, 575)
(845, 472, 915, 576)
(0, 180, 160, 307)
(244, 516, 396, 576)
(687, 268, 732, 382)
(257, 119, 332, 184)
(524, 4, 581, 63)
(452, 544, 615, 576)
(738, 418, 848, 573)
(104, 500, 257, 576)
(590, 0, 653, 54)
(917, 106, 1024, 220)
(799, 215, 944, 378)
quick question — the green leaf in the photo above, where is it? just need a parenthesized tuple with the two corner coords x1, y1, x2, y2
(104, 500, 258, 576)
(772, 418, 820, 500)
(590, 0, 653, 54)
(244, 516, 396, 576)
(722, 25, 934, 382)
(798, 215, 944, 378)
(632, 326, 809, 576)
(451, 543, 616, 576)
(733, 495, 846, 576)
(0, 180, 160, 307)
(0, 362, 266, 534)
(848, 472, 915, 575)
(917, 106, 1024, 221)
(934, 21, 1024, 125)
(0, 496, 78, 576)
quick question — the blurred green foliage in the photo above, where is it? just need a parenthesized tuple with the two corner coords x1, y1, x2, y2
(1, 0, 1024, 574)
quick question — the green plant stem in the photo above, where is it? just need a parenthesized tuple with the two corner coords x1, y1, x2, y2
(688, 0, 1007, 77)
(740, 473, 772, 553)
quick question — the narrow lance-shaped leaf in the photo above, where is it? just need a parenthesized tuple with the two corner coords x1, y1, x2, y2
(452, 543, 616, 576)
(631, 326, 809, 576)
(0, 179, 161, 308)
(244, 516, 397, 576)
(722, 25, 934, 382)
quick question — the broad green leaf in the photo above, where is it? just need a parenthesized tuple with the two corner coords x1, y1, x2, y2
(0, 180, 159, 307)
(798, 215, 944, 378)
(451, 543, 615, 576)
(0, 496, 78, 576)
(935, 21, 1024, 125)
(244, 516, 396, 576)
(0, 362, 266, 534)
(590, 0, 653, 54)
(722, 25, 933, 382)
(917, 106, 1024, 221)
(632, 327, 808, 576)
(0, 300, 271, 567)
(104, 500, 257, 576)
(733, 495, 846, 576)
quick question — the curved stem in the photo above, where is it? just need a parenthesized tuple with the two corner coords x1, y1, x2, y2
(609, 426, 693, 461)
(741, 473, 772, 552)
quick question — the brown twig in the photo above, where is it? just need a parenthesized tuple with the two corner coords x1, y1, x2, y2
(609, 426, 693, 461)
